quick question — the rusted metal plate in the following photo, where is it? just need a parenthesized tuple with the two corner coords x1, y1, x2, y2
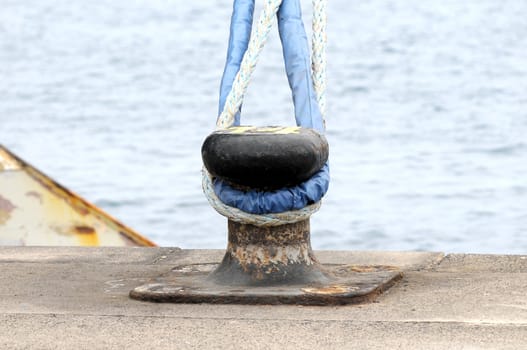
(0, 145, 156, 247)
(130, 264, 402, 305)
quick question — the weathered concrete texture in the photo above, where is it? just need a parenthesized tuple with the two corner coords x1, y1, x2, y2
(1, 315, 525, 350)
(1, 247, 526, 349)
(436, 253, 527, 273)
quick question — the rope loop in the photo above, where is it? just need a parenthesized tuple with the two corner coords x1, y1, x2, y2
(204, 0, 327, 226)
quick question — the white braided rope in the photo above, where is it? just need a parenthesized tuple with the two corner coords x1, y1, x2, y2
(204, 0, 327, 226)
(311, 0, 327, 118)
(217, 0, 284, 129)
(203, 168, 321, 227)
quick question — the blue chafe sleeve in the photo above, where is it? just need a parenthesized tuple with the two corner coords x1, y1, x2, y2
(218, 0, 255, 126)
(214, 164, 330, 214)
(278, 0, 325, 133)
(215, 0, 330, 215)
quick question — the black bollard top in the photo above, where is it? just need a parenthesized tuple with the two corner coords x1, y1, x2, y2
(202, 126, 329, 190)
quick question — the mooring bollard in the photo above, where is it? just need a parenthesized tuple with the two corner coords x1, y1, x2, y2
(129, 127, 402, 305)
(203, 127, 330, 287)
(212, 219, 328, 286)
(129, 0, 401, 305)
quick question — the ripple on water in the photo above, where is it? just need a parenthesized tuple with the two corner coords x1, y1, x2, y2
(1, 0, 527, 253)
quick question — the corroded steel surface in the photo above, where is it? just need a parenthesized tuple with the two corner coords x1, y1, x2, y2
(210, 220, 328, 286)
(130, 219, 403, 305)
(0, 145, 155, 247)
(129, 262, 402, 305)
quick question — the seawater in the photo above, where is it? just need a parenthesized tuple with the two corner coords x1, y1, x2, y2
(1, 0, 526, 253)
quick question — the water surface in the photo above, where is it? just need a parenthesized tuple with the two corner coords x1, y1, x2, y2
(1, 0, 526, 253)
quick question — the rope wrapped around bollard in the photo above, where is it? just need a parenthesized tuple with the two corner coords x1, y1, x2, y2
(129, 0, 403, 305)
(202, 0, 329, 226)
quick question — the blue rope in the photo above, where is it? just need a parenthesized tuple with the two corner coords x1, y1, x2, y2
(215, 0, 329, 215)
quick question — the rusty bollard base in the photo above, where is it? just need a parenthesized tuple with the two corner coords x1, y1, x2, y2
(129, 263, 402, 305)
(130, 220, 402, 305)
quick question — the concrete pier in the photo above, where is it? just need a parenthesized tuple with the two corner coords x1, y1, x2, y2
(1, 247, 526, 349)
